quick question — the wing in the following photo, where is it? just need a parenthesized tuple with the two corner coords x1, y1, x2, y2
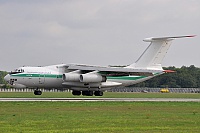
(62, 63, 164, 76)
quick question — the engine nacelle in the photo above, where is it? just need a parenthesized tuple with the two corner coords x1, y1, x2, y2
(63, 73, 80, 82)
(80, 74, 106, 83)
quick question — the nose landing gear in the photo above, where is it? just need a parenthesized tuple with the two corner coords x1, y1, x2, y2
(34, 89, 42, 95)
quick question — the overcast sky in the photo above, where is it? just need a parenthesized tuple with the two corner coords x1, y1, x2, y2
(0, 0, 199, 71)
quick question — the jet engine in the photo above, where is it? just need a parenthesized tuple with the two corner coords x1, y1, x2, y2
(62, 73, 80, 82)
(80, 74, 106, 83)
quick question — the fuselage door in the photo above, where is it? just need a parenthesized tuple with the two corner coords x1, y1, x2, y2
(39, 74, 45, 84)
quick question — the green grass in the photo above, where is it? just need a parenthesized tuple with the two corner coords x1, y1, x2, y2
(0, 92, 200, 132)
(0, 102, 200, 133)
(0, 92, 200, 98)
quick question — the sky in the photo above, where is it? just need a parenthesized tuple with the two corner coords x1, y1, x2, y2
(0, 0, 200, 71)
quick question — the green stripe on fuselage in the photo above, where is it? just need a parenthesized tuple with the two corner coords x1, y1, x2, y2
(11, 72, 161, 80)
(11, 74, 63, 78)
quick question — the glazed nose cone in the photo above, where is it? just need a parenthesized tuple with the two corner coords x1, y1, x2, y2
(4, 74, 10, 82)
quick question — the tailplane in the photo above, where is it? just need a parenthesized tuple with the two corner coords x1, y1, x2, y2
(127, 35, 195, 70)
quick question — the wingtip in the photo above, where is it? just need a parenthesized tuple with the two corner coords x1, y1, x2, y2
(186, 35, 196, 37)
(172, 35, 197, 39)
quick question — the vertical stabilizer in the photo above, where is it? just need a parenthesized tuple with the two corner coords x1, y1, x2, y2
(127, 35, 195, 70)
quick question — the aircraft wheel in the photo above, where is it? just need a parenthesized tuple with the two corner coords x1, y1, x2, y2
(94, 91, 103, 96)
(82, 91, 87, 96)
(72, 91, 81, 96)
(87, 91, 93, 96)
(82, 91, 93, 96)
(34, 90, 42, 95)
(38, 91, 42, 95)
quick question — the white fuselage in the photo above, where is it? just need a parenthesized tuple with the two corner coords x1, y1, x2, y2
(4, 64, 159, 91)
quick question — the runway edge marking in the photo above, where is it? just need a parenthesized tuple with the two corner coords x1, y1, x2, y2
(0, 98, 200, 102)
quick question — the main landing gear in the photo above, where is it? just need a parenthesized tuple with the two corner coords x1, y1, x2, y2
(33, 89, 103, 96)
(34, 89, 42, 95)
(72, 91, 103, 96)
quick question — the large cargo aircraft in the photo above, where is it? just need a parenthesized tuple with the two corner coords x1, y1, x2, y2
(4, 35, 195, 96)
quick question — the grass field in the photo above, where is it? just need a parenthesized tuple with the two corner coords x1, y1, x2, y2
(0, 92, 200, 133)
(0, 101, 200, 133)
(0, 92, 200, 98)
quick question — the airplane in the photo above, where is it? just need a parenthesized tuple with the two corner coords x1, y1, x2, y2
(4, 35, 195, 96)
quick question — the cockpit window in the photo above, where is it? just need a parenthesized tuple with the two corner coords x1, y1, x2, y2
(10, 68, 24, 74)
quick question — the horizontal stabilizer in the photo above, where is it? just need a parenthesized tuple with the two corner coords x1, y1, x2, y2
(143, 35, 196, 42)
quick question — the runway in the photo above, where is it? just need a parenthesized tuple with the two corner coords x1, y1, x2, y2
(0, 98, 200, 102)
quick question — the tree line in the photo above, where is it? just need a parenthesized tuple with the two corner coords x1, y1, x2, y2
(0, 65, 200, 88)
(0, 71, 7, 84)
(132, 65, 200, 88)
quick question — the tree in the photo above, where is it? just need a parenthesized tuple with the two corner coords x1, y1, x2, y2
(131, 65, 200, 88)
(0, 71, 8, 84)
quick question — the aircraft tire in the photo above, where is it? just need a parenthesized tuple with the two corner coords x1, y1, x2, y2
(34, 90, 42, 95)
(82, 91, 93, 96)
(94, 91, 103, 96)
(72, 91, 81, 96)
(87, 91, 93, 96)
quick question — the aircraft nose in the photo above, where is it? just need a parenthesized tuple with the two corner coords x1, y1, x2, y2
(4, 74, 10, 82)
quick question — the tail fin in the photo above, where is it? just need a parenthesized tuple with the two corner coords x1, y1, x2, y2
(127, 35, 195, 70)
